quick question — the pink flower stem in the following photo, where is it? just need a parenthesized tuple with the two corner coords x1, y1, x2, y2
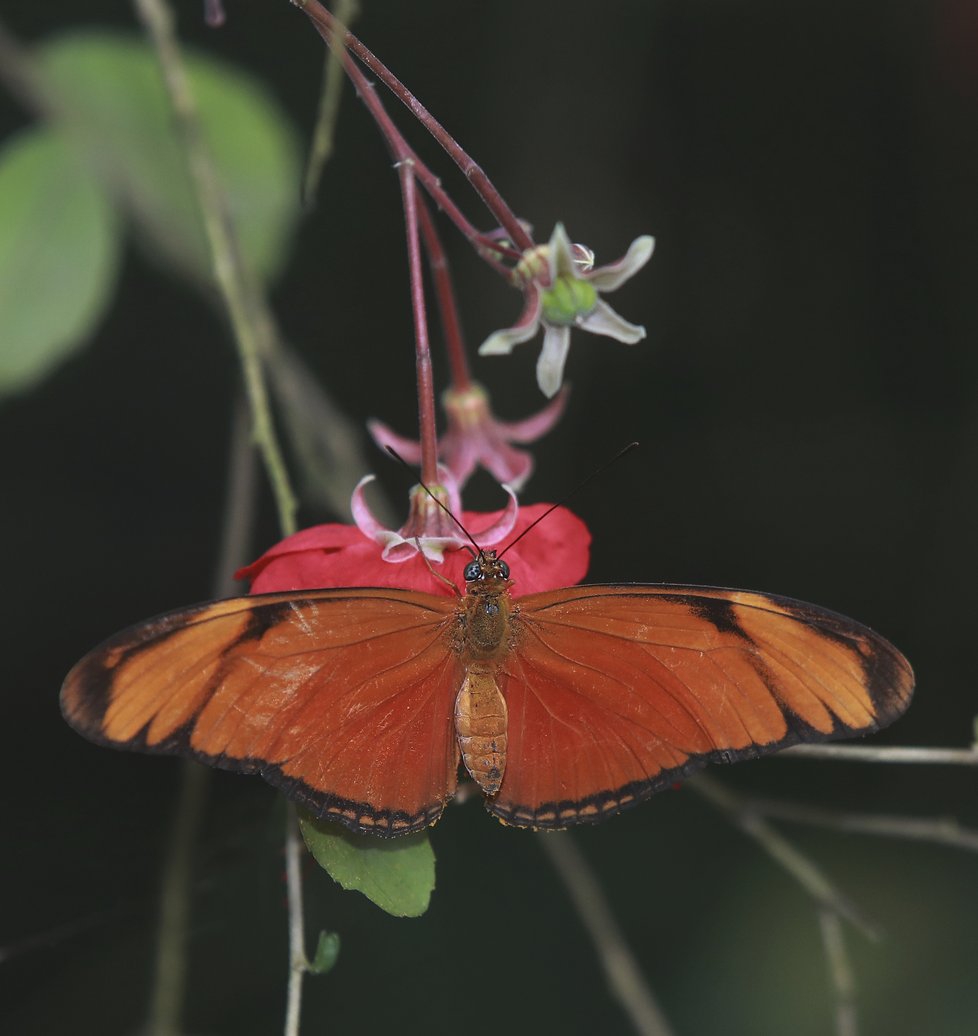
(397, 161, 440, 485)
(416, 194, 472, 393)
(294, 0, 534, 255)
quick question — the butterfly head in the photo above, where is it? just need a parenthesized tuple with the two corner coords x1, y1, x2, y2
(463, 550, 511, 590)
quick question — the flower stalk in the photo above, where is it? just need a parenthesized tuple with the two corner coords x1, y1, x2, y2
(397, 159, 440, 487)
(416, 194, 472, 393)
(294, 0, 532, 253)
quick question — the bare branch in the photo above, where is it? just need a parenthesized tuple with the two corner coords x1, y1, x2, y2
(536, 832, 676, 1036)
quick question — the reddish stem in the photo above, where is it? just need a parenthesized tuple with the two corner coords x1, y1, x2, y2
(297, 0, 534, 254)
(304, 14, 511, 280)
(397, 162, 440, 485)
(416, 196, 472, 393)
(203, 0, 225, 27)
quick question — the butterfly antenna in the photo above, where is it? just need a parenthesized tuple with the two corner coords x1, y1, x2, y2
(498, 441, 640, 559)
(385, 447, 481, 557)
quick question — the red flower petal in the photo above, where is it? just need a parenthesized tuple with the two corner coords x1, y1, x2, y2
(238, 504, 590, 597)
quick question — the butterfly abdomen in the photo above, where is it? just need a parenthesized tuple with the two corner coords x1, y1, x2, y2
(455, 666, 508, 795)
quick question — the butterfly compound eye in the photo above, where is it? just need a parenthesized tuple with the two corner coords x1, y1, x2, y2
(464, 560, 482, 582)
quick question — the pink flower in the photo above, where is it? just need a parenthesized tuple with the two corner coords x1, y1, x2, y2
(368, 382, 567, 492)
(350, 469, 519, 564)
(480, 224, 654, 398)
(236, 501, 591, 597)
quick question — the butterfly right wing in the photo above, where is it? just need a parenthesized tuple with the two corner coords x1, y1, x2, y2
(61, 589, 462, 835)
(491, 584, 913, 829)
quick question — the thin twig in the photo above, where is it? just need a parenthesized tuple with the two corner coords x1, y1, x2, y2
(535, 832, 676, 1036)
(688, 775, 881, 942)
(147, 397, 257, 1035)
(134, 0, 298, 538)
(743, 796, 978, 853)
(149, 763, 209, 1036)
(782, 744, 978, 766)
(819, 909, 859, 1036)
(301, 0, 358, 209)
(133, 6, 306, 1036)
(284, 804, 308, 1036)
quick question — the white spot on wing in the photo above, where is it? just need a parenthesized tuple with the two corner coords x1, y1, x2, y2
(288, 600, 316, 640)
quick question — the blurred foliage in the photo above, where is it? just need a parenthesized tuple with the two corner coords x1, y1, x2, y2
(0, 128, 119, 397)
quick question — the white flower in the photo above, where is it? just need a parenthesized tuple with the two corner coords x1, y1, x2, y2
(479, 224, 654, 397)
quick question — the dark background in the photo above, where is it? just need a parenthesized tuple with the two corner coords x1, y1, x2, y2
(3, 1, 978, 1033)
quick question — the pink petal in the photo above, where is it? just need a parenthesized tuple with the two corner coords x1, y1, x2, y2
(350, 474, 391, 543)
(497, 386, 569, 442)
(439, 435, 479, 489)
(366, 419, 423, 464)
(481, 439, 533, 492)
(467, 485, 520, 546)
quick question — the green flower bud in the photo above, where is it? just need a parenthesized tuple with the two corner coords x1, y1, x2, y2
(540, 275, 598, 325)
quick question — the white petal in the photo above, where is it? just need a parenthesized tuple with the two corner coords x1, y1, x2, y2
(536, 324, 572, 398)
(587, 235, 655, 292)
(479, 314, 541, 355)
(578, 299, 646, 344)
(547, 223, 578, 280)
(382, 536, 459, 563)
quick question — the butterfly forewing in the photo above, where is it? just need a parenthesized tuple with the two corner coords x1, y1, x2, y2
(62, 588, 462, 835)
(489, 585, 913, 828)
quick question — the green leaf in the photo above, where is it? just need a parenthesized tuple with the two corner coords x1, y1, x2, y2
(308, 930, 341, 975)
(0, 127, 119, 400)
(298, 814, 436, 918)
(37, 31, 299, 284)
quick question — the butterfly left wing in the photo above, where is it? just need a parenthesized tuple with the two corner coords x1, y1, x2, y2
(61, 589, 462, 835)
(490, 584, 913, 829)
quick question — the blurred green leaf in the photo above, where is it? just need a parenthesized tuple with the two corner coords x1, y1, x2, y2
(0, 127, 120, 400)
(37, 31, 300, 284)
(308, 930, 341, 975)
(298, 814, 435, 918)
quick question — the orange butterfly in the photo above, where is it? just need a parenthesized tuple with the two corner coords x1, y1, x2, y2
(61, 550, 913, 836)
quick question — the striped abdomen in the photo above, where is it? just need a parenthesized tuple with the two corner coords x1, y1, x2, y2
(455, 666, 508, 795)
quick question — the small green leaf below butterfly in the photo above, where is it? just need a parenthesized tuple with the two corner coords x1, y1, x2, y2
(298, 813, 435, 918)
(36, 31, 300, 286)
(307, 930, 341, 975)
(0, 127, 120, 400)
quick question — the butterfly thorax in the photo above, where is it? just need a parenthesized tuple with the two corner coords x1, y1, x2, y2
(454, 553, 514, 796)
(463, 578, 513, 660)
